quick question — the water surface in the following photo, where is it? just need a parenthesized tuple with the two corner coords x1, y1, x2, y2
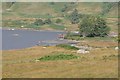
(2, 29, 64, 50)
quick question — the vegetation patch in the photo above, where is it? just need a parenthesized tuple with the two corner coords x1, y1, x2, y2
(3, 20, 27, 28)
(18, 13, 54, 18)
(64, 32, 83, 40)
(25, 23, 42, 29)
(64, 35, 84, 41)
(65, 33, 116, 41)
(50, 24, 65, 30)
(102, 54, 118, 61)
(56, 44, 79, 50)
(79, 15, 110, 37)
(38, 53, 79, 61)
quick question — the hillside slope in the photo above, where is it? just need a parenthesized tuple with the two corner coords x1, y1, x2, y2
(2, 2, 118, 32)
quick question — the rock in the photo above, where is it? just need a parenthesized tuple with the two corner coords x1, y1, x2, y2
(43, 47, 47, 48)
(21, 26, 24, 28)
(85, 51, 89, 53)
(115, 47, 119, 50)
(70, 44, 76, 46)
(35, 59, 39, 62)
(104, 47, 108, 49)
(12, 29, 15, 30)
(75, 45, 92, 50)
(77, 49, 89, 54)
(6, 8, 11, 11)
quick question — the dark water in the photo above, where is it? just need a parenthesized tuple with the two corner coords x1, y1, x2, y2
(2, 29, 64, 50)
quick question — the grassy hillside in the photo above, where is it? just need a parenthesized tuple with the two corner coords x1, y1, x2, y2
(2, 2, 118, 32)
(2, 2, 118, 78)
(2, 40, 118, 78)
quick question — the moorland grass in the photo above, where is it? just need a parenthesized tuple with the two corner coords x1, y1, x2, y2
(2, 45, 118, 78)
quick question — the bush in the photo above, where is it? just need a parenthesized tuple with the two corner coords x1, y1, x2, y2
(56, 19, 62, 24)
(34, 19, 44, 26)
(34, 18, 52, 26)
(44, 19, 52, 24)
(56, 44, 79, 50)
(117, 36, 120, 42)
(64, 31, 82, 40)
(61, 4, 68, 12)
(79, 15, 110, 37)
(64, 36, 84, 41)
(38, 53, 79, 61)
(69, 9, 80, 24)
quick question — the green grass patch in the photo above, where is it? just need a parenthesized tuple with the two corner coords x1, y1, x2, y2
(18, 13, 54, 18)
(49, 24, 65, 30)
(2, 20, 27, 28)
(56, 44, 79, 50)
(64, 34, 84, 41)
(24, 23, 42, 29)
(65, 34, 116, 41)
(48, 2, 66, 13)
(38, 53, 79, 61)
(84, 37, 117, 41)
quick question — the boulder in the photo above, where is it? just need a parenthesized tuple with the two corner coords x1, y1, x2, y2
(35, 59, 39, 62)
(77, 49, 89, 54)
(115, 47, 119, 50)
(43, 47, 47, 48)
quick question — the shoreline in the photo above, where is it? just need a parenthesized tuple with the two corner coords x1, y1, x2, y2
(1, 27, 65, 32)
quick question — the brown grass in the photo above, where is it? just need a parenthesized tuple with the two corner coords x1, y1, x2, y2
(77, 2, 102, 14)
(106, 18, 118, 33)
(2, 41, 118, 78)
(78, 41, 118, 48)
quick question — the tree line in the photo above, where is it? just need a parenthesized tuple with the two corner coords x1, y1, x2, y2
(34, 3, 110, 37)
(69, 9, 110, 37)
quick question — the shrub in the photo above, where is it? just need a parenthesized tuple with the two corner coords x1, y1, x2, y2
(69, 9, 80, 24)
(44, 18, 52, 24)
(79, 15, 110, 37)
(64, 36, 84, 41)
(38, 53, 79, 61)
(61, 4, 68, 12)
(56, 19, 62, 24)
(34, 19, 44, 26)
